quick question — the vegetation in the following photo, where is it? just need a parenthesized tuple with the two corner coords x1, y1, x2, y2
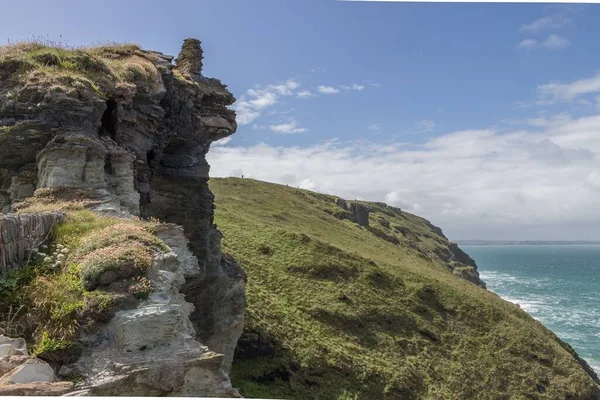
(0, 39, 162, 96)
(0, 188, 166, 361)
(211, 178, 599, 400)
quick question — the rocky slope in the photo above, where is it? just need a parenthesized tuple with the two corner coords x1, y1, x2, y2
(0, 39, 244, 396)
(211, 177, 600, 400)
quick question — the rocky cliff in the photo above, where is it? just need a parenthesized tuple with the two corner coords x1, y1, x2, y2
(0, 39, 245, 396)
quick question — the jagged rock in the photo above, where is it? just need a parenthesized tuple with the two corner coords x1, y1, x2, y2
(448, 243, 486, 288)
(175, 38, 204, 80)
(334, 198, 347, 210)
(349, 203, 370, 227)
(449, 242, 476, 266)
(0, 381, 74, 396)
(0, 39, 245, 396)
(0, 358, 55, 384)
(64, 223, 241, 397)
(0, 213, 63, 276)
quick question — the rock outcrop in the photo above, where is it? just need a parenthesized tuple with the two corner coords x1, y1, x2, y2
(0, 213, 63, 276)
(0, 39, 245, 396)
(64, 224, 241, 397)
(334, 198, 347, 210)
(349, 202, 370, 227)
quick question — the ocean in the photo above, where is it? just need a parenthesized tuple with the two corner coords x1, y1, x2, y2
(462, 245, 600, 374)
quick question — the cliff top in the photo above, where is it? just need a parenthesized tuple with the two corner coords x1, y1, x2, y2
(0, 39, 234, 102)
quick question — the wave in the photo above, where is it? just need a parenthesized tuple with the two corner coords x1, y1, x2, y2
(480, 268, 600, 374)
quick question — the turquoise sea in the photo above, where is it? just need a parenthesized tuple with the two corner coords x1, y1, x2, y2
(462, 245, 600, 374)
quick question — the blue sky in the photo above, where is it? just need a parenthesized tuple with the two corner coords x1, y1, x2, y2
(4, 1, 600, 240)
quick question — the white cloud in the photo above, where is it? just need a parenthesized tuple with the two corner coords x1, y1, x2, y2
(297, 90, 314, 99)
(318, 86, 340, 94)
(520, 14, 571, 33)
(368, 122, 382, 131)
(209, 111, 600, 240)
(542, 34, 570, 49)
(341, 84, 366, 91)
(247, 91, 278, 109)
(415, 120, 436, 133)
(212, 137, 232, 146)
(372, 83, 382, 87)
(232, 79, 301, 125)
(268, 119, 307, 134)
(537, 72, 600, 103)
(517, 39, 537, 50)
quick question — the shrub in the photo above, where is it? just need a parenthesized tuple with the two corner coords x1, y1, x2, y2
(129, 276, 153, 300)
(27, 272, 84, 340)
(32, 331, 72, 356)
(80, 243, 152, 290)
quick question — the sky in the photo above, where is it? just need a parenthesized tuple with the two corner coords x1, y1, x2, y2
(3, 0, 600, 240)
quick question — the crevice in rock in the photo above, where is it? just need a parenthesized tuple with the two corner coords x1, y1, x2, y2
(104, 155, 112, 176)
(146, 149, 156, 165)
(99, 99, 118, 140)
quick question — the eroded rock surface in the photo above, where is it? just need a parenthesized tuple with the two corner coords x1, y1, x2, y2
(0, 213, 63, 276)
(0, 381, 74, 396)
(66, 224, 241, 397)
(0, 39, 245, 396)
(0, 358, 55, 384)
(349, 202, 370, 227)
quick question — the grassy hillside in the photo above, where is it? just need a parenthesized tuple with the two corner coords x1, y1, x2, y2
(210, 177, 599, 400)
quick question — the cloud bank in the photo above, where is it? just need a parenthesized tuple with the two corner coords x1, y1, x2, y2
(209, 112, 600, 241)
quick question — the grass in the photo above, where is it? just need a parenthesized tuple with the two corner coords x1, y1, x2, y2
(0, 190, 168, 360)
(210, 177, 599, 400)
(0, 40, 162, 96)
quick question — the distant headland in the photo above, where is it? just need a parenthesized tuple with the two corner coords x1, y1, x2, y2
(456, 240, 600, 245)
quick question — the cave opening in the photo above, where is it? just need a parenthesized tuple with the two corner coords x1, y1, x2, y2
(147, 149, 156, 164)
(99, 99, 118, 140)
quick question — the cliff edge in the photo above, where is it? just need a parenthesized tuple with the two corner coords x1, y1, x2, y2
(0, 39, 245, 396)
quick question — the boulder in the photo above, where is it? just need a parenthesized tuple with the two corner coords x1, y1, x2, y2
(0, 358, 55, 384)
(0, 355, 31, 376)
(0, 335, 28, 356)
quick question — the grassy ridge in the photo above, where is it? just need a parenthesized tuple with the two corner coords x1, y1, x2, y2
(211, 177, 599, 400)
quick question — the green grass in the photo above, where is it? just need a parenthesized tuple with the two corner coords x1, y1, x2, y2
(0, 41, 161, 96)
(0, 194, 167, 359)
(211, 177, 599, 400)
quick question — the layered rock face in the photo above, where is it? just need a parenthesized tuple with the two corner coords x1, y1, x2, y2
(66, 224, 240, 396)
(0, 213, 63, 275)
(0, 39, 245, 394)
